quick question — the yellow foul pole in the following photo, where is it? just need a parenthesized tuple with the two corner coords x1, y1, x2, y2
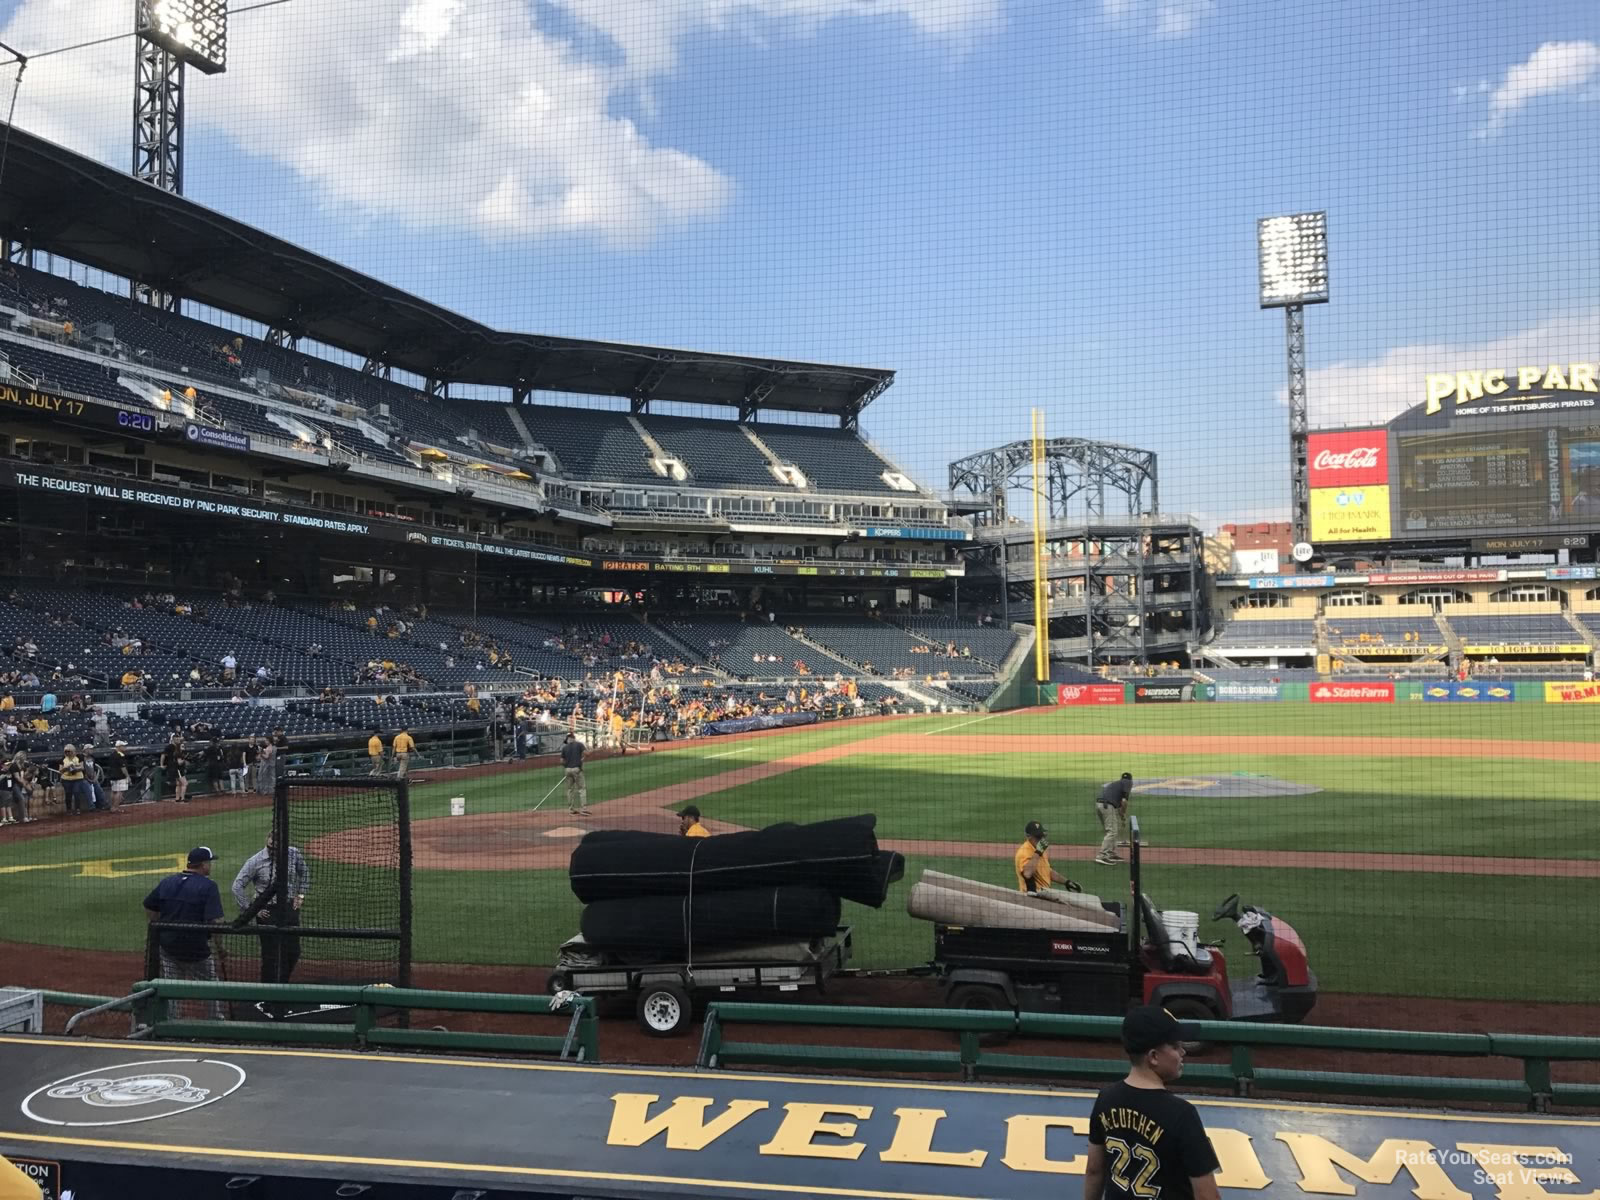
(1031, 409, 1048, 684)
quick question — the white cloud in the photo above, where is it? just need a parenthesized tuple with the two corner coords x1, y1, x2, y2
(0, 0, 999, 248)
(1096, 0, 1212, 39)
(1282, 308, 1600, 429)
(1478, 40, 1600, 137)
(1154, 0, 1214, 39)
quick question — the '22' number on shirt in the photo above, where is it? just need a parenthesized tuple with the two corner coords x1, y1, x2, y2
(1105, 1137, 1162, 1199)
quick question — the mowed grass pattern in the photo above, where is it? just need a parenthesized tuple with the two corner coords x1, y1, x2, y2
(3, 704, 1596, 1002)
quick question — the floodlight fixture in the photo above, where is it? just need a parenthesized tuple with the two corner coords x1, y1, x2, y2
(1257, 212, 1328, 308)
(136, 0, 227, 75)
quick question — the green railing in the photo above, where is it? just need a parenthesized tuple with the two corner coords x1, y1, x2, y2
(124, 981, 599, 1061)
(697, 1003, 1600, 1111)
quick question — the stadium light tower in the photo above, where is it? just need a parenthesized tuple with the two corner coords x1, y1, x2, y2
(1257, 211, 1328, 555)
(132, 0, 226, 308)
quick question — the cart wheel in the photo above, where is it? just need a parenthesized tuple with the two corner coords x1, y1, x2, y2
(636, 982, 692, 1037)
(946, 983, 1012, 1046)
(1164, 998, 1218, 1055)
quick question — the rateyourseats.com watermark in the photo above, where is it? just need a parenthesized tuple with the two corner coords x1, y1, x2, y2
(1408, 1146, 1574, 1185)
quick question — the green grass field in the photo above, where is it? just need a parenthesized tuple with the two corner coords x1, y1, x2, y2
(5, 703, 1597, 1003)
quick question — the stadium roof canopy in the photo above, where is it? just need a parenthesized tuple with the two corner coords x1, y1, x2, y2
(0, 127, 894, 422)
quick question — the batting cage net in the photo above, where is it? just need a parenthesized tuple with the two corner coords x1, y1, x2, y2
(144, 775, 411, 1013)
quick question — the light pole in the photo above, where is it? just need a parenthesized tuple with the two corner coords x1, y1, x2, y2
(1257, 212, 1329, 555)
(132, 0, 227, 308)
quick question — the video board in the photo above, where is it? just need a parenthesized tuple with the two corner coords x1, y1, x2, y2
(1309, 361, 1600, 543)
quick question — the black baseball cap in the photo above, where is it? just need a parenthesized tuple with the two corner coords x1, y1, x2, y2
(680, 805, 701, 820)
(1122, 1004, 1199, 1054)
(187, 846, 216, 864)
(1024, 820, 1047, 839)
(1121, 772, 1133, 780)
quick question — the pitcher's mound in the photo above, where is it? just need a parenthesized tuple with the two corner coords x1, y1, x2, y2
(1133, 774, 1321, 798)
(542, 825, 589, 839)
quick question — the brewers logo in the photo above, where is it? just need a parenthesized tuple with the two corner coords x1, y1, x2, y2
(21, 1058, 245, 1126)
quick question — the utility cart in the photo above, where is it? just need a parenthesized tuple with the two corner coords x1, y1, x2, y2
(929, 818, 1316, 1044)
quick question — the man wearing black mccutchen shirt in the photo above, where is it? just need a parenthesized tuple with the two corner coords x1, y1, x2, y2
(1085, 1006, 1221, 1200)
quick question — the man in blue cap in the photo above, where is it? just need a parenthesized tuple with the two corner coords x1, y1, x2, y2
(143, 847, 226, 1019)
(1084, 1005, 1220, 1199)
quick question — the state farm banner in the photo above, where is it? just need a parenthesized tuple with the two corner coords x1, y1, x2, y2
(1545, 681, 1600, 704)
(1132, 683, 1189, 703)
(1307, 429, 1389, 488)
(1421, 682, 1513, 703)
(1309, 681, 1395, 703)
(1056, 683, 1125, 706)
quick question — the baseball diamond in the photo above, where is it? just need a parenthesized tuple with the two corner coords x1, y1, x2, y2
(5, 703, 1600, 1025)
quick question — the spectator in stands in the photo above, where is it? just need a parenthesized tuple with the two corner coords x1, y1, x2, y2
(0, 752, 32, 825)
(220, 742, 246, 792)
(391, 727, 415, 777)
(0, 691, 10, 712)
(39, 690, 56, 715)
(162, 735, 190, 803)
(106, 742, 134, 807)
(221, 652, 237, 683)
(83, 749, 111, 812)
(59, 744, 89, 816)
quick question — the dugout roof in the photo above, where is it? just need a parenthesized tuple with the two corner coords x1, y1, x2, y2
(0, 126, 894, 420)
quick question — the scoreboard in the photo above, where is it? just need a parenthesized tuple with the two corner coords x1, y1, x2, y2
(1309, 372, 1600, 543)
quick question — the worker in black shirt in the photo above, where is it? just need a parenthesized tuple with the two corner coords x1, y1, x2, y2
(561, 733, 589, 815)
(1085, 1006, 1221, 1200)
(1095, 772, 1134, 866)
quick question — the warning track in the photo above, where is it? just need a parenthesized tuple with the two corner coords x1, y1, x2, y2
(310, 731, 1595, 876)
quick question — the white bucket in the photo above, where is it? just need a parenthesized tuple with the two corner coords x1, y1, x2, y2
(449, 796, 466, 817)
(1163, 910, 1200, 955)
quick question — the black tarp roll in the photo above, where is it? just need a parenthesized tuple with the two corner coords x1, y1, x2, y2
(569, 815, 900, 906)
(579, 885, 842, 952)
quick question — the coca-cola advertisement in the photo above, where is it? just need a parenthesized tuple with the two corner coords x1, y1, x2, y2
(1307, 430, 1389, 488)
(1056, 683, 1125, 706)
(1309, 681, 1395, 704)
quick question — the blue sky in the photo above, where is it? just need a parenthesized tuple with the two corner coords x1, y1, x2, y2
(5, 0, 1600, 528)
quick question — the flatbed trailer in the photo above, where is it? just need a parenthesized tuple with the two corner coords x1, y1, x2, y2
(551, 927, 854, 1035)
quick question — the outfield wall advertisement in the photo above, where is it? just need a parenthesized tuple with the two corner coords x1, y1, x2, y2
(1309, 681, 1395, 703)
(1132, 683, 1189, 703)
(1421, 682, 1514, 702)
(1215, 681, 1283, 701)
(1545, 681, 1600, 703)
(1056, 683, 1125, 706)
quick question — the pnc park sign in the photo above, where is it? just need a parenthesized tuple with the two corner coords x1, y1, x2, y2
(1425, 363, 1600, 415)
